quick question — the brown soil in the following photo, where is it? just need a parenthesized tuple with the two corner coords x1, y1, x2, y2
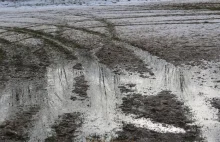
(45, 113, 82, 142)
(0, 106, 40, 142)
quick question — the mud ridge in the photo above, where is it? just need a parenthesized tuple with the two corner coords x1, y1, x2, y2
(4, 27, 80, 59)
(0, 37, 49, 79)
(45, 113, 83, 142)
(126, 39, 220, 66)
(0, 106, 40, 142)
(96, 44, 154, 76)
(115, 123, 202, 142)
(211, 98, 220, 121)
(120, 91, 192, 127)
(119, 91, 202, 141)
(73, 63, 83, 70)
(72, 75, 89, 99)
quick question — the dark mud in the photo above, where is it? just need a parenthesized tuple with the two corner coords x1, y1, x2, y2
(121, 91, 191, 127)
(72, 75, 89, 99)
(211, 98, 220, 109)
(129, 39, 220, 66)
(12, 27, 82, 49)
(118, 84, 136, 94)
(0, 48, 5, 64)
(96, 44, 154, 76)
(5, 27, 78, 60)
(159, 2, 220, 11)
(45, 113, 82, 142)
(118, 91, 202, 142)
(211, 98, 220, 121)
(0, 4, 219, 142)
(73, 63, 83, 70)
(131, 2, 220, 11)
(0, 106, 40, 142)
(115, 123, 201, 142)
(0, 28, 80, 80)
(0, 38, 49, 79)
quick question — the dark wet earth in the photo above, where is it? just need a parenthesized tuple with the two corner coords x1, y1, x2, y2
(0, 2, 220, 142)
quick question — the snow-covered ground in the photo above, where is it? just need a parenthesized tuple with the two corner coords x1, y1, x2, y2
(0, 0, 218, 8)
(0, 1, 220, 142)
(0, 3, 220, 141)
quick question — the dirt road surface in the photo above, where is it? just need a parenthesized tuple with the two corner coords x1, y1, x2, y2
(0, 2, 220, 142)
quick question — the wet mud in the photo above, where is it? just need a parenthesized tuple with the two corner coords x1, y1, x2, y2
(152, 2, 220, 11)
(211, 98, 220, 121)
(96, 44, 153, 76)
(129, 39, 220, 66)
(0, 2, 220, 142)
(73, 63, 83, 70)
(72, 75, 89, 99)
(0, 40, 49, 79)
(45, 113, 82, 142)
(119, 91, 202, 142)
(116, 124, 201, 142)
(118, 84, 136, 93)
(120, 91, 191, 127)
(0, 106, 40, 142)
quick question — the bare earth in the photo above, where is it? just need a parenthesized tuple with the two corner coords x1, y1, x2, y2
(0, 2, 220, 142)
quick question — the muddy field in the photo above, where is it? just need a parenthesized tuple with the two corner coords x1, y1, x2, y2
(0, 1, 220, 142)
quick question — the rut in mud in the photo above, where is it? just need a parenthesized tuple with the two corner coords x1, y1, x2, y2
(118, 91, 202, 142)
(0, 2, 220, 142)
(0, 106, 40, 142)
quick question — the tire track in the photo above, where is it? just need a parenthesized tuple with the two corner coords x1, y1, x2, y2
(1, 27, 81, 59)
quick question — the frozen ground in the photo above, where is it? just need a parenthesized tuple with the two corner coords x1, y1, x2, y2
(0, 1, 220, 142)
(0, 0, 218, 8)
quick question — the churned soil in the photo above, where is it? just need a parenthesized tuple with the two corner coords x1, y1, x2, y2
(211, 98, 220, 121)
(73, 63, 83, 70)
(72, 75, 89, 98)
(118, 91, 202, 142)
(96, 44, 154, 76)
(129, 39, 220, 66)
(115, 123, 200, 142)
(0, 106, 40, 142)
(45, 113, 82, 142)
